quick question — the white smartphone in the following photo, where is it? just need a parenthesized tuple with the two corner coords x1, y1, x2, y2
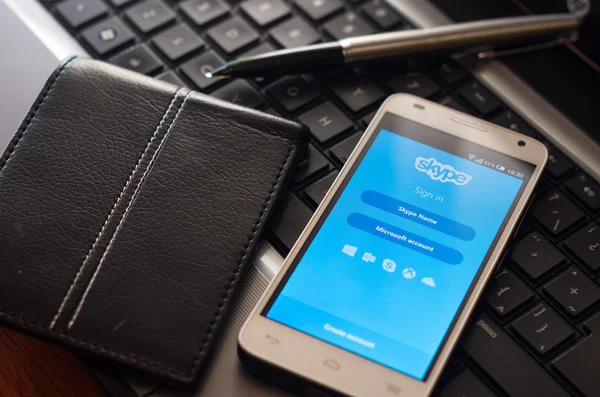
(239, 94, 547, 397)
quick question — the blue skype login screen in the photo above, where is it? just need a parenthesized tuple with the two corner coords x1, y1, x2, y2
(266, 113, 535, 380)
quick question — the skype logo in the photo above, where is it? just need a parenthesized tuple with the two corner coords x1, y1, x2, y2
(415, 157, 472, 186)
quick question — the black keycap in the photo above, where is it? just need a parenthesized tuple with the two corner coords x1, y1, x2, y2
(458, 81, 501, 115)
(552, 313, 600, 397)
(533, 189, 585, 236)
(511, 231, 565, 281)
(545, 143, 575, 179)
(270, 17, 320, 48)
(331, 79, 385, 113)
(269, 193, 313, 252)
(491, 111, 537, 138)
(180, 0, 230, 27)
(108, 44, 163, 75)
(107, 0, 136, 6)
(304, 171, 338, 207)
(361, 0, 402, 30)
(544, 266, 600, 316)
(330, 133, 361, 165)
(294, 0, 343, 21)
(439, 369, 497, 397)
(565, 223, 600, 271)
(81, 17, 135, 56)
(267, 76, 320, 113)
(388, 73, 440, 98)
(240, 43, 277, 85)
(208, 16, 260, 54)
(463, 315, 571, 397)
(293, 144, 331, 184)
(155, 71, 187, 87)
(212, 80, 265, 109)
(437, 95, 467, 113)
(241, 0, 291, 26)
(324, 12, 375, 40)
(512, 304, 574, 355)
(360, 111, 377, 127)
(180, 50, 225, 90)
(125, 0, 175, 34)
(436, 61, 467, 85)
(298, 102, 354, 144)
(56, 0, 107, 29)
(566, 173, 600, 211)
(152, 24, 204, 61)
(485, 270, 534, 317)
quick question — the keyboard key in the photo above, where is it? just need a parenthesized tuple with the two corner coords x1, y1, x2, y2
(533, 189, 585, 236)
(324, 12, 375, 40)
(565, 223, 600, 271)
(485, 270, 534, 317)
(293, 144, 331, 184)
(240, 42, 277, 85)
(107, 0, 135, 6)
(329, 133, 361, 165)
(552, 313, 600, 397)
(512, 304, 574, 355)
(155, 71, 187, 87)
(439, 369, 497, 397)
(544, 266, 600, 316)
(361, 0, 402, 30)
(331, 79, 385, 113)
(437, 95, 467, 113)
(458, 81, 501, 115)
(545, 143, 575, 179)
(180, 50, 225, 90)
(266, 76, 320, 113)
(388, 73, 440, 98)
(463, 314, 570, 397)
(491, 111, 537, 138)
(304, 171, 338, 207)
(270, 17, 320, 48)
(208, 16, 260, 54)
(511, 231, 565, 281)
(298, 102, 353, 144)
(436, 61, 467, 85)
(212, 80, 264, 109)
(241, 0, 291, 26)
(269, 193, 313, 252)
(56, 0, 107, 29)
(566, 173, 600, 211)
(108, 44, 163, 75)
(81, 17, 135, 56)
(180, 0, 230, 27)
(152, 24, 204, 61)
(294, 0, 343, 21)
(125, 0, 175, 34)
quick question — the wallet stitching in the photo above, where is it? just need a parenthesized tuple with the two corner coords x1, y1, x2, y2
(67, 92, 191, 331)
(48, 88, 184, 330)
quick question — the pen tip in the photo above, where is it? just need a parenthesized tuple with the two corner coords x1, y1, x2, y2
(207, 65, 231, 79)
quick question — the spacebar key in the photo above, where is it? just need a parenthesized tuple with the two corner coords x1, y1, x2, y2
(463, 315, 570, 397)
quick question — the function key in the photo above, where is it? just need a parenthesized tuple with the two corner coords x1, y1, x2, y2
(152, 24, 204, 61)
(125, 0, 175, 34)
(565, 173, 600, 211)
(266, 76, 321, 113)
(436, 95, 467, 113)
(180, 0, 230, 27)
(511, 231, 565, 281)
(293, 144, 331, 184)
(108, 44, 163, 75)
(511, 304, 574, 355)
(532, 188, 585, 236)
(361, 0, 402, 30)
(330, 79, 385, 113)
(544, 266, 600, 316)
(388, 72, 440, 98)
(545, 143, 575, 179)
(293, 0, 344, 22)
(485, 270, 534, 318)
(81, 16, 135, 56)
(298, 102, 354, 144)
(212, 80, 265, 109)
(329, 133, 361, 165)
(439, 369, 497, 397)
(241, 0, 291, 27)
(304, 171, 338, 207)
(180, 50, 225, 90)
(155, 71, 187, 87)
(324, 12, 375, 40)
(207, 16, 260, 54)
(565, 223, 600, 271)
(491, 111, 537, 138)
(458, 81, 501, 115)
(270, 17, 320, 48)
(56, 0, 107, 29)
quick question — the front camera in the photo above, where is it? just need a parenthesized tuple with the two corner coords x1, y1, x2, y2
(518, 140, 526, 147)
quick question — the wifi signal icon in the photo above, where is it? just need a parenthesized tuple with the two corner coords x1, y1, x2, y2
(468, 153, 478, 161)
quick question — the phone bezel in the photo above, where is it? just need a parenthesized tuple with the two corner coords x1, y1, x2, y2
(239, 94, 548, 397)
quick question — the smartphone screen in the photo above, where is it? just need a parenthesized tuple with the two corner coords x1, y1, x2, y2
(264, 112, 536, 381)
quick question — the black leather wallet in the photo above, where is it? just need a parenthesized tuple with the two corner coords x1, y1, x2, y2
(0, 56, 306, 384)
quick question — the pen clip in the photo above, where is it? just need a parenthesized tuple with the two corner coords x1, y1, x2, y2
(477, 33, 579, 60)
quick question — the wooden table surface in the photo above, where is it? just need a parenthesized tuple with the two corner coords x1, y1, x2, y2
(0, 326, 105, 397)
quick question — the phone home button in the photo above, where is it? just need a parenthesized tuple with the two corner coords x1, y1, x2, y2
(323, 359, 341, 371)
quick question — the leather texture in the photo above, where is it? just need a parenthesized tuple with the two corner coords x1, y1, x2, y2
(0, 57, 306, 384)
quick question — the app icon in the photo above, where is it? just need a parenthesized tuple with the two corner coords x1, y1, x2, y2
(362, 252, 376, 263)
(402, 267, 416, 279)
(342, 244, 358, 257)
(382, 259, 396, 273)
(422, 277, 436, 287)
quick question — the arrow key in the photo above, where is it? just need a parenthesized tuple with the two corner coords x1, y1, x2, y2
(512, 304, 574, 355)
(486, 270, 534, 318)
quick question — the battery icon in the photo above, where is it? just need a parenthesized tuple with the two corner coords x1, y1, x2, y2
(496, 164, 506, 171)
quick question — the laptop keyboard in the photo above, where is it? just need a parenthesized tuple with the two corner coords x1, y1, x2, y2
(39, 0, 600, 396)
